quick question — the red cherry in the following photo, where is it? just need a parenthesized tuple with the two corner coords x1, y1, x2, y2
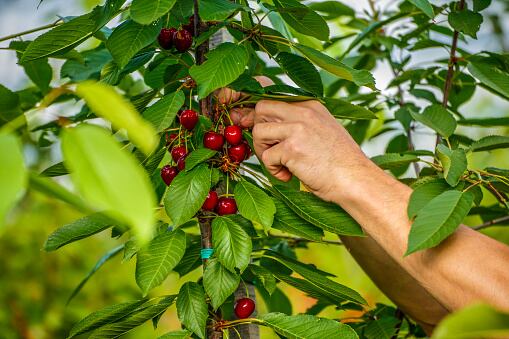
(228, 143, 248, 163)
(224, 125, 243, 146)
(158, 28, 176, 50)
(182, 16, 195, 35)
(177, 154, 187, 171)
(202, 191, 219, 211)
(165, 133, 179, 146)
(234, 298, 255, 319)
(171, 146, 187, 162)
(174, 29, 193, 52)
(203, 131, 225, 151)
(160, 165, 179, 185)
(216, 197, 237, 215)
(243, 140, 252, 158)
(179, 109, 198, 130)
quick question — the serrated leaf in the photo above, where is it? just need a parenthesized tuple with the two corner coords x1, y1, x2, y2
(143, 91, 185, 132)
(248, 264, 276, 295)
(274, 273, 345, 305)
(371, 153, 419, 170)
(409, 0, 434, 18)
(44, 213, 114, 251)
(410, 104, 457, 138)
(68, 299, 148, 338)
(184, 148, 217, 172)
(276, 52, 323, 96)
(259, 313, 358, 339)
(470, 135, 509, 152)
(212, 216, 252, 273)
(62, 47, 112, 82)
(323, 98, 377, 120)
(131, 0, 177, 24)
(176, 282, 208, 339)
(0, 133, 27, 226)
(432, 304, 509, 339)
(272, 199, 324, 241)
(468, 62, 509, 100)
(364, 317, 400, 339)
(199, 0, 244, 21)
(136, 229, 186, 295)
(273, 0, 329, 41)
(62, 125, 156, 244)
(75, 81, 157, 155)
(189, 43, 248, 99)
(106, 20, 161, 68)
(436, 145, 467, 186)
(23, 58, 52, 92)
(273, 186, 364, 236)
(235, 180, 276, 232)
(174, 241, 201, 277)
(89, 296, 175, 338)
(406, 190, 474, 255)
(448, 10, 483, 39)
(293, 44, 375, 88)
(203, 259, 240, 310)
(164, 165, 210, 226)
(408, 179, 450, 219)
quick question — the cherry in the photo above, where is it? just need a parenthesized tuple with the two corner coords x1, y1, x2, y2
(180, 109, 198, 130)
(234, 298, 255, 319)
(228, 143, 248, 163)
(160, 165, 179, 185)
(224, 125, 243, 146)
(177, 154, 187, 171)
(165, 133, 179, 146)
(171, 145, 187, 163)
(174, 29, 193, 52)
(216, 197, 237, 215)
(203, 131, 225, 151)
(158, 28, 176, 50)
(243, 140, 252, 158)
(202, 191, 219, 211)
(183, 16, 195, 35)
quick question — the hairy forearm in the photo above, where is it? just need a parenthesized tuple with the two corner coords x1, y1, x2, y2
(333, 160, 509, 312)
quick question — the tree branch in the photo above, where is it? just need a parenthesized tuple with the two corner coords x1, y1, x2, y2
(473, 215, 509, 231)
(268, 233, 344, 246)
(0, 19, 62, 43)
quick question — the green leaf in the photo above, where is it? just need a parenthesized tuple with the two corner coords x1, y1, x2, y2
(273, 0, 329, 41)
(468, 62, 509, 100)
(61, 48, 112, 82)
(406, 190, 474, 255)
(457, 117, 509, 127)
(408, 179, 450, 219)
(131, 0, 177, 24)
(259, 313, 358, 339)
(471, 135, 509, 152)
(323, 98, 377, 120)
(273, 199, 324, 241)
(410, 104, 457, 138)
(176, 282, 208, 339)
(164, 165, 210, 226)
(68, 299, 148, 338)
(189, 43, 249, 99)
(89, 296, 175, 338)
(276, 52, 323, 96)
(432, 304, 509, 339)
(473, 0, 491, 12)
(235, 179, 276, 232)
(75, 81, 157, 155)
(308, 1, 355, 19)
(371, 153, 419, 170)
(212, 216, 252, 273)
(41, 162, 68, 177)
(273, 186, 364, 236)
(436, 145, 467, 186)
(294, 44, 375, 88)
(158, 330, 192, 339)
(44, 213, 114, 251)
(0, 84, 20, 121)
(62, 125, 157, 244)
(203, 259, 240, 310)
(143, 91, 185, 133)
(274, 273, 345, 305)
(23, 58, 52, 92)
(184, 148, 217, 172)
(135, 229, 187, 295)
(409, 0, 434, 18)
(364, 317, 400, 339)
(247, 264, 276, 295)
(0, 133, 27, 226)
(448, 10, 483, 39)
(199, 0, 243, 21)
(67, 245, 124, 304)
(106, 20, 161, 68)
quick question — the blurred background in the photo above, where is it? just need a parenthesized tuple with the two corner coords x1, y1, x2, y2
(0, 0, 508, 338)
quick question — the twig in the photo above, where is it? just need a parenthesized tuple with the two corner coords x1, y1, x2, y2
(0, 19, 62, 43)
(473, 215, 509, 231)
(268, 233, 344, 246)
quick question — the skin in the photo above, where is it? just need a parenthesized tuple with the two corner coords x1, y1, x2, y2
(216, 77, 509, 332)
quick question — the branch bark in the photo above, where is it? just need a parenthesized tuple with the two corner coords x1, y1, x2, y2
(473, 215, 509, 231)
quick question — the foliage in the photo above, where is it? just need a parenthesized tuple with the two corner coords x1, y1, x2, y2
(1, 0, 508, 338)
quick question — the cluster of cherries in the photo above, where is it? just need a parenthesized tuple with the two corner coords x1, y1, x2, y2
(158, 17, 194, 52)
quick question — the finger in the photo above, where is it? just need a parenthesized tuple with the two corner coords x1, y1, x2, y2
(254, 100, 308, 124)
(254, 75, 275, 87)
(252, 122, 293, 145)
(260, 142, 293, 182)
(215, 87, 242, 104)
(230, 107, 254, 127)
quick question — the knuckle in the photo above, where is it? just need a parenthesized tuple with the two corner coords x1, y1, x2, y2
(261, 149, 271, 165)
